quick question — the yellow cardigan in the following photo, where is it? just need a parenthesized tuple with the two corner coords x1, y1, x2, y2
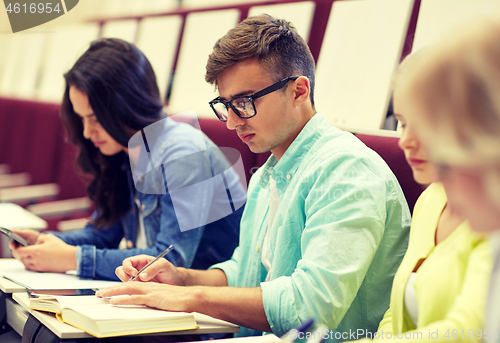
(358, 183, 492, 342)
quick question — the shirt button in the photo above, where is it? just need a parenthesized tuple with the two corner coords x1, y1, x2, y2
(127, 240, 134, 249)
(141, 204, 145, 211)
(255, 246, 260, 252)
(286, 174, 291, 180)
(138, 177, 143, 183)
(119, 237, 127, 250)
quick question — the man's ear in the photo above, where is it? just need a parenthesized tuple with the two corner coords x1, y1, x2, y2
(292, 76, 310, 106)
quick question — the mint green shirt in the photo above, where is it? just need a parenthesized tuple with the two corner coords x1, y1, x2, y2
(212, 113, 410, 339)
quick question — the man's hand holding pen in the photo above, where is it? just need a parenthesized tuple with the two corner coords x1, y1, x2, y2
(127, 245, 175, 282)
(96, 249, 197, 312)
(113, 252, 186, 286)
(95, 246, 244, 327)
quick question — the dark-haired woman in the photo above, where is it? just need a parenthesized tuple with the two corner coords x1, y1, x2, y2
(11, 38, 245, 281)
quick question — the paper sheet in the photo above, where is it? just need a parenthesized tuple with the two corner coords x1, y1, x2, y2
(0, 259, 121, 289)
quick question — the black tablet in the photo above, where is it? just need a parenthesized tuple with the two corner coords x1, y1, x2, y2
(28, 289, 96, 298)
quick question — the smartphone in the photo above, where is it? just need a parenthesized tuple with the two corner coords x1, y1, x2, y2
(0, 227, 30, 247)
(28, 289, 96, 298)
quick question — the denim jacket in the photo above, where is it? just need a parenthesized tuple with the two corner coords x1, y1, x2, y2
(53, 117, 246, 280)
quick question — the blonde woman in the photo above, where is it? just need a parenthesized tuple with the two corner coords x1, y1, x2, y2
(352, 51, 492, 342)
(393, 16, 500, 338)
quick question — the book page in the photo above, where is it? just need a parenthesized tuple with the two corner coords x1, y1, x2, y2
(67, 303, 192, 321)
(32, 295, 105, 311)
(60, 303, 197, 337)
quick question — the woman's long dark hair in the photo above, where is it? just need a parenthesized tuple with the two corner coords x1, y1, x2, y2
(61, 38, 164, 229)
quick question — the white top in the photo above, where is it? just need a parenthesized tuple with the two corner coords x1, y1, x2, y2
(134, 197, 148, 249)
(404, 272, 419, 326)
(484, 230, 500, 337)
(262, 176, 279, 281)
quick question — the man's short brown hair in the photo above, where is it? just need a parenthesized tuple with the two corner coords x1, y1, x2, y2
(205, 14, 316, 105)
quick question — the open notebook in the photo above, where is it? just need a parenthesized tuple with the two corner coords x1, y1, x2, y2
(26, 294, 198, 338)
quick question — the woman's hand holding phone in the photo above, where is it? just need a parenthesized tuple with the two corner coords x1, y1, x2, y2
(9, 231, 77, 273)
(0, 227, 33, 247)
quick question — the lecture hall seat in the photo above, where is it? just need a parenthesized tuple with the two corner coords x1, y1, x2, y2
(355, 133, 425, 213)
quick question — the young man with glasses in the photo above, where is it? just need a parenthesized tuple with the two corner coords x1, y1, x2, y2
(97, 14, 411, 340)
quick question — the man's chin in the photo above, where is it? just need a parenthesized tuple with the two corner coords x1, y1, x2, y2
(247, 143, 270, 155)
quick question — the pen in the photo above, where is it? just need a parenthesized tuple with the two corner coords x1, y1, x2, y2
(280, 318, 314, 342)
(128, 244, 174, 282)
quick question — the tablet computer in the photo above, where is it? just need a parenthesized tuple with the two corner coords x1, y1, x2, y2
(28, 289, 96, 298)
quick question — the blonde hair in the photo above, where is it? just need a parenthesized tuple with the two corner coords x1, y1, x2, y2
(398, 16, 500, 166)
(397, 15, 500, 208)
(392, 47, 430, 94)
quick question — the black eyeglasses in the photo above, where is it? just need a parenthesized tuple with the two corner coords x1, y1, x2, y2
(209, 75, 300, 122)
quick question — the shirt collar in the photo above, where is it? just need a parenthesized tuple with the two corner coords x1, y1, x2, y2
(259, 112, 329, 187)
